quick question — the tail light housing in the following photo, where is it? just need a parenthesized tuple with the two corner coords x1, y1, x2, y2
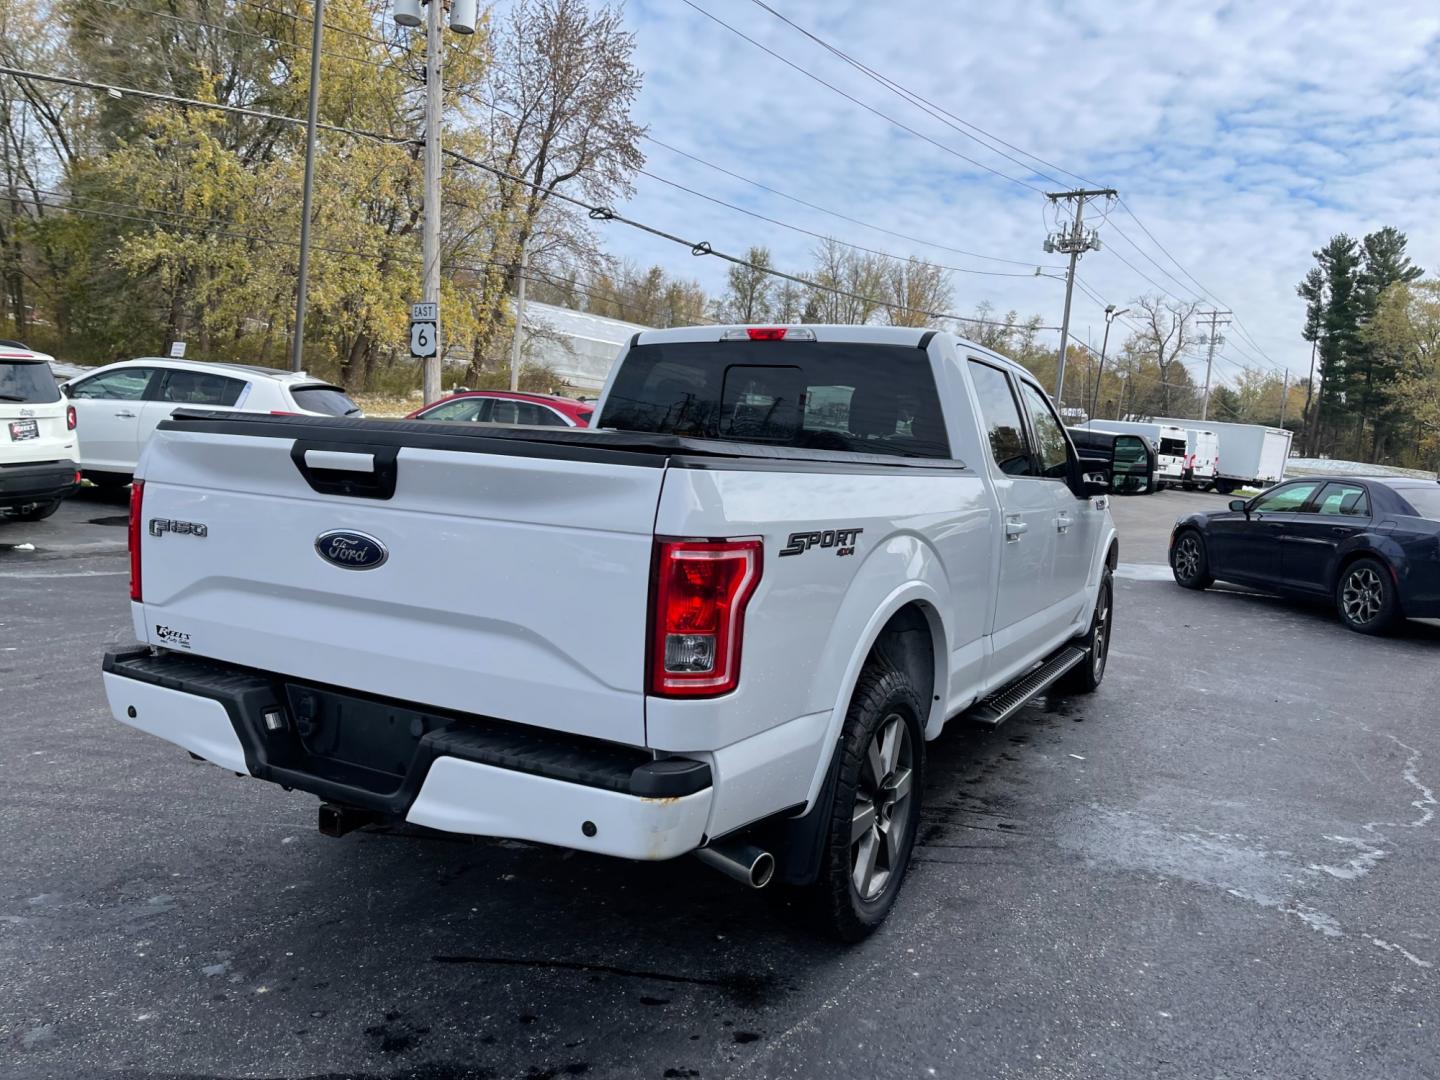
(649, 539, 762, 697)
(66, 404, 77, 430)
(128, 480, 144, 602)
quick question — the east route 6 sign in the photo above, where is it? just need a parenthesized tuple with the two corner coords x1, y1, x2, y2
(409, 319, 437, 358)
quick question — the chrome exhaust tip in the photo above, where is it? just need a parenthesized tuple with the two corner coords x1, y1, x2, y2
(696, 841, 775, 889)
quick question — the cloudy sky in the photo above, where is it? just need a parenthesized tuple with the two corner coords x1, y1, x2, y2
(594, 0, 1440, 388)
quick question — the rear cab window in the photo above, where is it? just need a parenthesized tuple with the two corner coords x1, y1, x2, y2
(0, 358, 61, 404)
(599, 340, 950, 458)
(290, 384, 361, 416)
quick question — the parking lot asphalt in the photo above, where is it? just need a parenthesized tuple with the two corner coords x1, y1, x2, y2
(3, 487, 1437, 1079)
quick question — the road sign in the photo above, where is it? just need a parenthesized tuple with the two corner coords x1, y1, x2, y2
(410, 320, 437, 358)
(169, 341, 187, 358)
(410, 302, 438, 322)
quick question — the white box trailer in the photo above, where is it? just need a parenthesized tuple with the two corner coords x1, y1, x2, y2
(1182, 428, 1219, 489)
(1077, 420, 1189, 488)
(1151, 418, 1293, 493)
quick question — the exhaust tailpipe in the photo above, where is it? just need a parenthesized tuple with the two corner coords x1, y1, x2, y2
(696, 840, 775, 889)
(318, 802, 375, 838)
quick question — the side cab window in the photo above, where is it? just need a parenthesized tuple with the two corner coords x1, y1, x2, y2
(967, 359, 1032, 476)
(1015, 380, 1074, 481)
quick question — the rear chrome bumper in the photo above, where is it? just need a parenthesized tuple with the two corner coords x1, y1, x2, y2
(103, 648, 713, 860)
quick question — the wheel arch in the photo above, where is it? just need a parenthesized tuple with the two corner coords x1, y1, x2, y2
(801, 579, 949, 814)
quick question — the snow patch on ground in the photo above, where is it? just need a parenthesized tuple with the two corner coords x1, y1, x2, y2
(1286, 457, 1435, 480)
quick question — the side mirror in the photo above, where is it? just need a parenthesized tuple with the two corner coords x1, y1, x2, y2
(1229, 499, 1247, 512)
(1074, 450, 1112, 497)
(58, 382, 71, 397)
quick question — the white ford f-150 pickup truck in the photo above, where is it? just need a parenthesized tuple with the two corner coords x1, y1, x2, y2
(104, 325, 1119, 939)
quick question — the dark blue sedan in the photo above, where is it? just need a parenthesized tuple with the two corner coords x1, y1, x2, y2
(1168, 475, 1440, 634)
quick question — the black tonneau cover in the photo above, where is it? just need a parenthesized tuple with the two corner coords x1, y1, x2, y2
(162, 409, 970, 473)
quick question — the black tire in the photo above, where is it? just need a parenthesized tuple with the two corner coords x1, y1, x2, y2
(13, 498, 62, 522)
(807, 665, 925, 942)
(1058, 571, 1113, 694)
(1171, 529, 1214, 590)
(1335, 557, 1401, 635)
(1215, 478, 1239, 495)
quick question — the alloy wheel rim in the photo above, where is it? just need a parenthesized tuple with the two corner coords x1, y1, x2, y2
(1093, 588, 1110, 678)
(851, 714, 914, 903)
(1175, 536, 1200, 580)
(1342, 567, 1383, 624)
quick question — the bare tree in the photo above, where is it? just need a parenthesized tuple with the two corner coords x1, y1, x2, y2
(881, 256, 951, 328)
(1127, 295, 1200, 415)
(467, 0, 646, 378)
(803, 238, 885, 324)
(716, 246, 774, 323)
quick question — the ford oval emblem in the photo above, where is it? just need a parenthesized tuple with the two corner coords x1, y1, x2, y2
(315, 529, 388, 570)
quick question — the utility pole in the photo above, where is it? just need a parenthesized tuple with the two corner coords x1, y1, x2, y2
(290, 0, 325, 372)
(393, 0, 474, 402)
(1045, 187, 1116, 406)
(1197, 309, 1232, 421)
(1091, 303, 1129, 420)
(508, 234, 529, 392)
(420, 0, 444, 405)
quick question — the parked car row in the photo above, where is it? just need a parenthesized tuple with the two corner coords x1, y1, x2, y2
(1, 347, 611, 524)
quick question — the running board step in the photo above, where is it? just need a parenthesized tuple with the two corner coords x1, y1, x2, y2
(965, 646, 1087, 727)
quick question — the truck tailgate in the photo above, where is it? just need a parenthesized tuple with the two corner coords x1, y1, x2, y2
(135, 419, 666, 747)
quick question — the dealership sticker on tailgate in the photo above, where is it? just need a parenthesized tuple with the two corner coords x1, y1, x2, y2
(8, 419, 38, 440)
(155, 625, 192, 649)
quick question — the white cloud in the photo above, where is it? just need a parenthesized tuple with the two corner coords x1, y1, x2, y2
(593, 0, 1440, 383)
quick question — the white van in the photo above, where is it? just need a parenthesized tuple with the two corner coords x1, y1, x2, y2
(0, 346, 78, 521)
(1182, 428, 1219, 489)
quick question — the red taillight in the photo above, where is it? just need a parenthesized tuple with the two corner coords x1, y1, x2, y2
(649, 539, 762, 698)
(747, 328, 787, 341)
(128, 480, 144, 602)
(66, 404, 77, 430)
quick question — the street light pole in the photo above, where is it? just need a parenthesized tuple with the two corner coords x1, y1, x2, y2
(289, 0, 325, 372)
(1091, 304, 1128, 419)
(420, 0, 444, 405)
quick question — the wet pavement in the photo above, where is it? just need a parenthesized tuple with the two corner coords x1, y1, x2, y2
(2, 487, 1437, 1079)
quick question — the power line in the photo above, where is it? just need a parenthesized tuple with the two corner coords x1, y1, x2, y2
(82, 0, 389, 69)
(643, 135, 1053, 268)
(676, 0, 1047, 194)
(744, 0, 1093, 191)
(638, 168, 1053, 278)
(733, 0, 1298, 380)
(0, 64, 1051, 332)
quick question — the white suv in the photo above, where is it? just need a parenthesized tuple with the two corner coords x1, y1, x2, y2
(0, 346, 78, 521)
(62, 358, 362, 487)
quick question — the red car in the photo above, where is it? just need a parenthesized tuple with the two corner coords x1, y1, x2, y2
(407, 390, 593, 427)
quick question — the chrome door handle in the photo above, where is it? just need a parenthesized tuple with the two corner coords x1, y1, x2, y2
(1056, 513, 1072, 534)
(1005, 516, 1028, 542)
(113, 410, 137, 419)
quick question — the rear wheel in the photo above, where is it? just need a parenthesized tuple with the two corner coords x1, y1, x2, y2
(1171, 529, 1214, 590)
(1215, 478, 1239, 495)
(1058, 570, 1112, 694)
(807, 665, 925, 942)
(1336, 558, 1401, 635)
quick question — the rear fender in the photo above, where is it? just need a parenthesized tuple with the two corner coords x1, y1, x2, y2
(799, 531, 949, 813)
